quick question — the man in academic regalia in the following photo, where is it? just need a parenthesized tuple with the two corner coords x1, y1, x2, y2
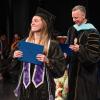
(66, 5, 100, 100)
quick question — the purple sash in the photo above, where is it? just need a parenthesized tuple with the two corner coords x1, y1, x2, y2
(32, 64, 45, 88)
(23, 62, 31, 89)
(23, 62, 45, 88)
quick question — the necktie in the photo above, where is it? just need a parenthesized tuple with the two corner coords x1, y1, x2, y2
(23, 62, 31, 89)
(32, 64, 45, 88)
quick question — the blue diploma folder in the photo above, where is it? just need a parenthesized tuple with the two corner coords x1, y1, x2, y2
(59, 43, 72, 56)
(18, 41, 44, 65)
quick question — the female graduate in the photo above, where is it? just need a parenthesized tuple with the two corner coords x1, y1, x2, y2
(13, 7, 66, 100)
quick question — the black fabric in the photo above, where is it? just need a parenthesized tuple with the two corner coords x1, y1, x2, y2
(67, 25, 100, 100)
(79, 29, 100, 63)
(19, 65, 49, 100)
(35, 7, 56, 37)
(16, 39, 66, 100)
(35, 7, 55, 25)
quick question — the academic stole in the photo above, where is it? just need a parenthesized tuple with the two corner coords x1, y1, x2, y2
(23, 63, 45, 89)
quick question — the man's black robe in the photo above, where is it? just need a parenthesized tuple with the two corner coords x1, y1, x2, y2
(67, 24, 100, 100)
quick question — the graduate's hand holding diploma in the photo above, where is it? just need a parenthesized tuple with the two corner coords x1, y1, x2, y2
(13, 50, 23, 58)
(36, 54, 49, 63)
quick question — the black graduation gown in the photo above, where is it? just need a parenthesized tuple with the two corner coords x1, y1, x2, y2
(15, 40, 66, 100)
(67, 26, 100, 100)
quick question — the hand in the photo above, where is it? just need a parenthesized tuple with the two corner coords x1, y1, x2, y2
(64, 53, 67, 59)
(36, 54, 49, 63)
(69, 44, 79, 52)
(13, 50, 23, 58)
(74, 44, 79, 52)
(69, 45, 74, 50)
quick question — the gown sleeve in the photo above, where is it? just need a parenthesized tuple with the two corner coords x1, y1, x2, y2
(46, 40, 66, 78)
(79, 30, 100, 64)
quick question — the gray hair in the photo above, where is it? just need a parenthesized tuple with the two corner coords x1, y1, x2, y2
(72, 5, 86, 15)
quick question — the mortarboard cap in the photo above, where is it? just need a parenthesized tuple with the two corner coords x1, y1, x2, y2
(35, 7, 56, 37)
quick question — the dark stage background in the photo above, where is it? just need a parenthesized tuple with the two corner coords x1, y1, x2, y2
(0, 0, 99, 43)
